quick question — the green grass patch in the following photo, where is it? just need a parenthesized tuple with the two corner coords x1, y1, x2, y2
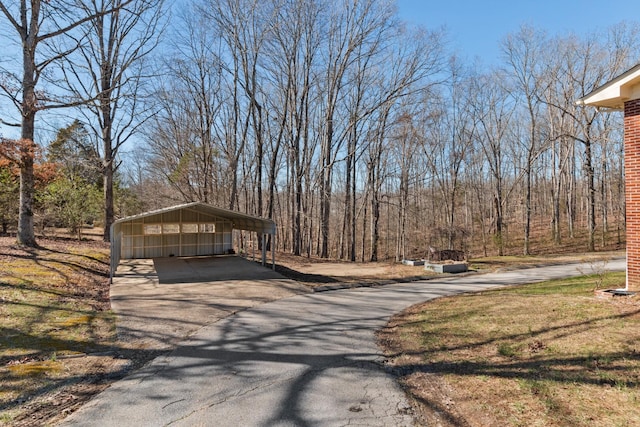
(7, 360, 63, 378)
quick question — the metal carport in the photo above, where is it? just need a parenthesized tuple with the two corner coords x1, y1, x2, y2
(110, 202, 276, 281)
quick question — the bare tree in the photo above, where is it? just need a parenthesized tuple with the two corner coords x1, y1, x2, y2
(546, 26, 639, 251)
(502, 25, 547, 255)
(145, 7, 225, 205)
(468, 70, 516, 256)
(316, 0, 396, 258)
(391, 112, 423, 261)
(366, 101, 393, 261)
(538, 46, 573, 244)
(61, 0, 165, 241)
(421, 57, 474, 250)
(130, 4, 640, 261)
(205, 0, 267, 212)
(265, 0, 322, 255)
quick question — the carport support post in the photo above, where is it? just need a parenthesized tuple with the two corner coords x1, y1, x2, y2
(272, 234, 275, 270)
(261, 233, 267, 266)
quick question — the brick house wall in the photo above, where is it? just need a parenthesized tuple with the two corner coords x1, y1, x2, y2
(624, 98, 640, 290)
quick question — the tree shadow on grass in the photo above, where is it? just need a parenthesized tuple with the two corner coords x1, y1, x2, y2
(379, 304, 640, 425)
(0, 326, 167, 419)
(2, 250, 109, 279)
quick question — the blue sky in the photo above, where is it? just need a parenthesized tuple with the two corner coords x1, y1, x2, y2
(2, 0, 637, 141)
(396, 0, 639, 64)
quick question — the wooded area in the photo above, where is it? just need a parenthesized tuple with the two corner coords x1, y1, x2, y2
(1, 0, 639, 260)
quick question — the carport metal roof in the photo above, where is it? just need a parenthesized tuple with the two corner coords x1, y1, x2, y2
(112, 202, 276, 235)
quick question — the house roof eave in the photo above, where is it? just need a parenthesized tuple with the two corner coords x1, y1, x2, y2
(577, 63, 640, 110)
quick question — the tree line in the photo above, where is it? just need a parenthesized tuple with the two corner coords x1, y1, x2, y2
(1, 0, 638, 260)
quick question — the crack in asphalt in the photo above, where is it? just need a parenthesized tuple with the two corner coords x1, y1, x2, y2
(161, 398, 186, 410)
(164, 371, 304, 426)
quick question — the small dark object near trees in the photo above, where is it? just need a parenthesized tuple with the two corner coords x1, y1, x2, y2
(428, 246, 466, 262)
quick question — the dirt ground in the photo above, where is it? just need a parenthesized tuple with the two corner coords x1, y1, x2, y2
(287, 261, 404, 277)
(0, 236, 131, 426)
(274, 252, 436, 287)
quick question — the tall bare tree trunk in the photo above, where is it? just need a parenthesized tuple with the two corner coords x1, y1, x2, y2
(584, 138, 596, 252)
(18, 56, 38, 247)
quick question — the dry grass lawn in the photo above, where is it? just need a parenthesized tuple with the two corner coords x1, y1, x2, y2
(0, 237, 137, 426)
(378, 272, 640, 427)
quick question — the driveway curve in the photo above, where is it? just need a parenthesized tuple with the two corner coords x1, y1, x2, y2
(62, 259, 625, 427)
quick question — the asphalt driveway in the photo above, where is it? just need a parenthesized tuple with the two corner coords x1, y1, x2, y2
(63, 258, 625, 426)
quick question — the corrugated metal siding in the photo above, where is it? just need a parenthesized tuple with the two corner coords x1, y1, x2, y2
(198, 232, 215, 256)
(117, 215, 233, 261)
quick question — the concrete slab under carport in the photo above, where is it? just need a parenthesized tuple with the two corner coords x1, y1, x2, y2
(110, 256, 309, 350)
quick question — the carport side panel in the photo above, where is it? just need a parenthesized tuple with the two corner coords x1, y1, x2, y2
(198, 232, 215, 256)
(117, 208, 236, 260)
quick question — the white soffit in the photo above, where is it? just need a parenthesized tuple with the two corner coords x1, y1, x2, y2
(577, 63, 640, 110)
